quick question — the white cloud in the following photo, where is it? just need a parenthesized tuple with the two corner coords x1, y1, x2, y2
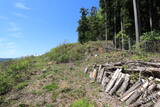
(0, 16, 9, 20)
(0, 39, 17, 58)
(9, 32, 24, 38)
(7, 22, 24, 38)
(15, 2, 31, 10)
(13, 12, 28, 18)
(8, 22, 21, 32)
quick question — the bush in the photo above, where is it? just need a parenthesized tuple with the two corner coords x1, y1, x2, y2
(0, 72, 13, 95)
(141, 31, 160, 41)
(46, 43, 85, 63)
(0, 56, 34, 95)
(70, 99, 94, 107)
(140, 31, 160, 52)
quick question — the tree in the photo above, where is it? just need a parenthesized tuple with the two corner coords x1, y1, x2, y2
(133, 0, 141, 48)
(77, 8, 89, 43)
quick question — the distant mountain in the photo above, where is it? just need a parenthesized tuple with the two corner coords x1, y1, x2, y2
(0, 58, 12, 62)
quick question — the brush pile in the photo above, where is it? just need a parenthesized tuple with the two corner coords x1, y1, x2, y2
(84, 61, 160, 107)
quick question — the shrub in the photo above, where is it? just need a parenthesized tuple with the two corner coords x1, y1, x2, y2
(140, 31, 160, 52)
(0, 72, 13, 95)
(70, 99, 94, 107)
(46, 43, 85, 63)
(141, 31, 160, 41)
(0, 56, 34, 95)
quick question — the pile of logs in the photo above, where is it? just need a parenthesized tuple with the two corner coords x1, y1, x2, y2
(84, 61, 160, 107)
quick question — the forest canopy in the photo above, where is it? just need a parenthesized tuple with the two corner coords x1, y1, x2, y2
(77, 0, 160, 51)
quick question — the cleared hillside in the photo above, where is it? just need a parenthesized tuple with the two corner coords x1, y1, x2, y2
(0, 41, 160, 107)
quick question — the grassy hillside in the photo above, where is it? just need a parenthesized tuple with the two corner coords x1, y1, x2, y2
(0, 41, 160, 107)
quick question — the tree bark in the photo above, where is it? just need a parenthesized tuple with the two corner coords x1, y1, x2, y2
(148, 0, 153, 31)
(109, 73, 125, 95)
(117, 74, 130, 96)
(133, 0, 140, 48)
(121, 80, 143, 101)
(105, 69, 122, 92)
(125, 81, 149, 105)
(120, 10, 124, 50)
(154, 98, 160, 107)
(128, 34, 131, 50)
(97, 68, 105, 83)
(104, 0, 109, 41)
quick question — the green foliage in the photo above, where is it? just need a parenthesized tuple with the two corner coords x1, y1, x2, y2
(140, 31, 160, 52)
(15, 81, 30, 90)
(46, 43, 85, 63)
(0, 56, 34, 95)
(45, 104, 54, 107)
(141, 31, 160, 41)
(116, 31, 128, 40)
(70, 99, 94, 107)
(43, 82, 58, 92)
(0, 72, 13, 95)
(77, 7, 105, 44)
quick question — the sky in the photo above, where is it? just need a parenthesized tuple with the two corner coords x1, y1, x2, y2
(0, 0, 99, 58)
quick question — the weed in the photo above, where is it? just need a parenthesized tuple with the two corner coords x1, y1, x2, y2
(15, 81, 30, 90)
(70, 99, 94, 107)
(45, 104, 54, 107)
(43, 82, 58, 92)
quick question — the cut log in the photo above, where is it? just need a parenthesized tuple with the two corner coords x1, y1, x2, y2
(125, 80, 149, 105)
(126, 67, 160, 73)
(97, 68, 105, 83)
(121, 80, 143, 100)
(84, 67, 88, 74)
(117, 74, 130, 96)
(96, 65, 102, 81)
(101, 71, 111, 88)
(139, 91, 160, 106)
(156, 84, 160, 89)
(90, 69, 98, 81)
(104, 61, 160, 68)
(125, 90, 143, 105)
(109, 73, 125, 95)
(138, 61, 160, 68)
(154, 98, 160, 107)
(105, 69, 122, 93)
(101, 77, 110, 90)
(142, 102, 154, 107)
(120, 90, 135, 102)
(148, 83, 157, 93)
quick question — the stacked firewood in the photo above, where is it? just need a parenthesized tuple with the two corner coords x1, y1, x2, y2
(84, 61, 160, 107)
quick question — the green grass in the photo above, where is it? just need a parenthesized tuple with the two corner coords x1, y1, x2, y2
(43, 82, 58, 92)
(70, 99, 94, 107)
(15, 81, 30, 90)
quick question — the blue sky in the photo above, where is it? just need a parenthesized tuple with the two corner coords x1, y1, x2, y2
(0, 0, 99, 58)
